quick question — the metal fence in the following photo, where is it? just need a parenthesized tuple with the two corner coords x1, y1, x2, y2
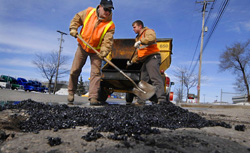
(232, 95, 248, 104)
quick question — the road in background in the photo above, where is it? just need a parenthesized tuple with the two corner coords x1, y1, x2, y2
(0, 89, 126, 106)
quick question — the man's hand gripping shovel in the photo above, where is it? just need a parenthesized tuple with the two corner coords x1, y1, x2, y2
(77, 35, 155, 101)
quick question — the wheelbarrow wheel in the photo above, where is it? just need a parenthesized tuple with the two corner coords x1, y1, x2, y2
(97, 83, 109, 102)
(165, 92, 171, 103)
(149, 94, 157, 104)
(126, 93, 135, 103)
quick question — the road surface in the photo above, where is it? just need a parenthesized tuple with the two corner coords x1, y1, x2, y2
(0, 89, 250, 153)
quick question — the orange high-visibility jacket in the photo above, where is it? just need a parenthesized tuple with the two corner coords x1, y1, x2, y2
(74, 7, 115, 53)
(137, 28, 160, 58)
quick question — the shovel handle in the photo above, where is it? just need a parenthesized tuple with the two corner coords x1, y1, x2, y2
(76, 35, 146, 93)
(126, 48, 137, 69)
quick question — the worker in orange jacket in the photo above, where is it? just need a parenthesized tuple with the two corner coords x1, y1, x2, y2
(127, 20, 166, 105)
(68, 0, 115, 105)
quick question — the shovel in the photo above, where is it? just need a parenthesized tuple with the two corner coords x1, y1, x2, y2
(126, 48, 137, 69)
(77, 35, 156, 101)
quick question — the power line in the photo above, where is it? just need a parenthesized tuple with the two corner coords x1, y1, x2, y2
(188, 0, 229, 76)
(188, 1, 216, 73)
(188, 32, 201, 72)
(188, 0, 230, 103)
(186, 3, 202, 69)
(203, 0, 230, 50)
(204, 0, 217, 26)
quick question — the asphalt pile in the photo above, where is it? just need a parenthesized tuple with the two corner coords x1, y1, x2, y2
(47, 137, 62, 146)
(235, 125, 246, 131)
(1, 99, 231, 141)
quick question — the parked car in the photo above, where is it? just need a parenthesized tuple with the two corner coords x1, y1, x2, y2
(1, 75, 20, 90)
(24, 82, 36, 92)
(17, 77, 28, 86)
(28, 80, 46, 92)
(36, 84, 47, 93)
(40, 85, 48, 93)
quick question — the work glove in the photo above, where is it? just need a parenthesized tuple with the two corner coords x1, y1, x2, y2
(134, 40, 141, 48)
(98, 51, 108, 60)
(70, 29, 78, 38)
(126, 60, 133, 66)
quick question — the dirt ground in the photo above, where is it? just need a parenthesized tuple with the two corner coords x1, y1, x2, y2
(0, 90, 250, 153)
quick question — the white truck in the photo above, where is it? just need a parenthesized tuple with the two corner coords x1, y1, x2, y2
(0, 78, 7, 89)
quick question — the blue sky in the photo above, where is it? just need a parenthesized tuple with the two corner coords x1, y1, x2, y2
(0, 0, 249, 103)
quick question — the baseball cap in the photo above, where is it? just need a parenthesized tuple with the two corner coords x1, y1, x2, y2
(100, 0, 114, 10)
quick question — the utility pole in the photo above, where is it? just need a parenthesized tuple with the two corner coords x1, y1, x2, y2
(203, 94, 206, 103)
(181, 71, 184, 103)
(196, 0, 213, 103)
(220, 89, 222, 102)
(53, 30, 67, 94)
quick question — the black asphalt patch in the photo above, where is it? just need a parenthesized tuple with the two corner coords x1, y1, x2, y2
(1, 99, 232, 141)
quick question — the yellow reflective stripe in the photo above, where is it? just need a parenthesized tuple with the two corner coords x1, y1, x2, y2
(80, 37, 98, 49)
(96, 21, 113, 49)
(81, 8, 96, 35)
(80, 8, 97, 49)
(80, 8, 113, 50)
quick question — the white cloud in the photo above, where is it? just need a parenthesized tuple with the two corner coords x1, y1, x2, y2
(202, 61, 220, 64)
(0, 66, 42, 81)
(0, 23, 58, 53)
(227, 21, 250, 33)
(0, 58, 35, 68)
(242, 21, 250, 31)
(175, 60, 219, 66)
(0, 22, 77, 59)
(0, 67, 26, 73)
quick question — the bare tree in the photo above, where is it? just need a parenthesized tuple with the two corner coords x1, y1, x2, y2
(173, 66, 198, 102)
(219, 39, 250, 102)
(234, 74, 250, 93)
(174, 87, 184, 104)
(32, 51, 69, 94)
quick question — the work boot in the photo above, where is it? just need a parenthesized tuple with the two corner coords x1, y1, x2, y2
(67, 93, 74, 105)
(126, 101, 132, 105)
(90, 98, 107, 106)
(134, 99, 145, 106)
(157, 98, 166, 105)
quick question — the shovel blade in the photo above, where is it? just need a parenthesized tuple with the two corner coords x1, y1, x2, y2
(132, 80, 156, 101)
